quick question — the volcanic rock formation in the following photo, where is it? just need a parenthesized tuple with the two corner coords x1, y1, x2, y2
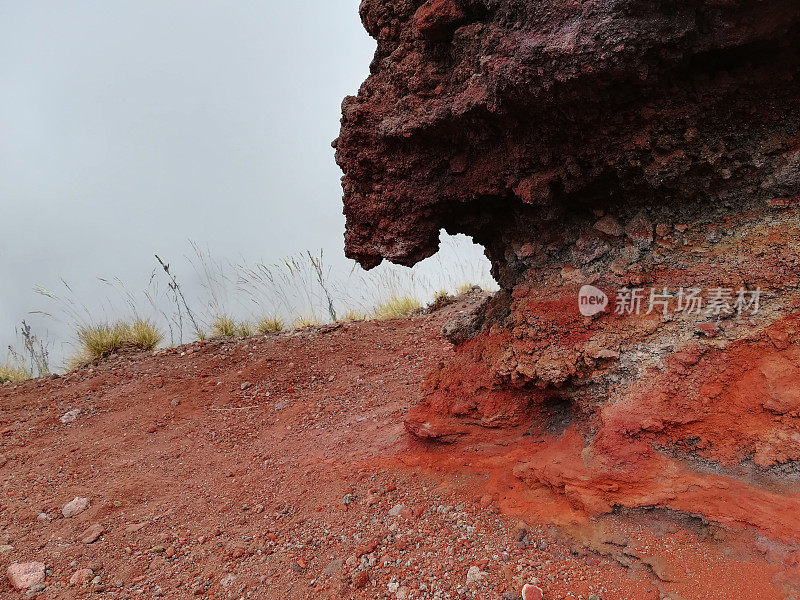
(336, 0, 800, 559)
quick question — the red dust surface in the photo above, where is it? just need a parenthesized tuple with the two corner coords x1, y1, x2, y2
(0, 298, 797, 598)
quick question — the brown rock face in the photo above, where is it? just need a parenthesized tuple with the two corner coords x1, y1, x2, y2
(336, 0, 800, 558)
(336, 0, 800, 282)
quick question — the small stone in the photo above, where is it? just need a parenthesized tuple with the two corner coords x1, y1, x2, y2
(412, 0, 466, 42)
(655, 223, 671, 237)
(7, 562, 46, 590)
(62, 497, 90, 518)
(36, 513, 50, 523)
(0, 544, 13, 554)
(593, 215, 624, 237)
(80, 523, 104, 544)
(352, 570, 369, 588)
(170, 399, 180, 407)
(696, 322, 719, 337)
(625, 211, 654, 248)
(69, 568, 94, 586)
(240, 382, 252, 390)
(87, 560, 103, 572)
(388, 504, 405, 517)
(342, 493, 357, 506)
(479, 494, 493, 508)
(150, 545, 166, 554)
(466, 565, 487, 585)
(60, 409, 81, 424)
(572, 233, 610, 265)
(522, 583, 544, 600)
(617, 245, 640, 264)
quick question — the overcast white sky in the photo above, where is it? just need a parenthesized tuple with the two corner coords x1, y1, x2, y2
(0, 1, 492, 366)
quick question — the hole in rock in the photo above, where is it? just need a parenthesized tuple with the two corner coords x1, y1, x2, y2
(542, 394, 573, 436)
(382, 230, 498, 295)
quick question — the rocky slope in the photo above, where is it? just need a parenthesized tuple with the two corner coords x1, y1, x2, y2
(1, 306, 797, 598)
(336, 0, 800, 588)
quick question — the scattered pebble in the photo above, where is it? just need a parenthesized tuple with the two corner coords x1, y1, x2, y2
(79, 523, 104, 544)
(466, 565, 487, 585)
(62, 497, 90, 518)
(6, 562, 46, 591)
(352, 570, 369, 588)
(59, 409, 81, 424)
(69, 568, 94, 586)
(522, 583, 544, 600)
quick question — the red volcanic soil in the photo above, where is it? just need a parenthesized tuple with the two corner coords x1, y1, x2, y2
(0, 298, 794, 599)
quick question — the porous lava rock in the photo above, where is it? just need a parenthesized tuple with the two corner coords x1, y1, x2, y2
(337, 0, 800, 545)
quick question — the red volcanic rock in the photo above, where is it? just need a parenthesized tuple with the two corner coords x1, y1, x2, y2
(338, 0, 800, 554)
(521, 584, 544, 600)
(7, 562, 45, 591)
(338, 0, 800, 281)
(352, 570, 369, 589)
(412, 0, 466, 41)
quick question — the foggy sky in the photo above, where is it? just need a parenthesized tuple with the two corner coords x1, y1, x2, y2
(0, 1, 372, 357)
(0, 1, 493, 366)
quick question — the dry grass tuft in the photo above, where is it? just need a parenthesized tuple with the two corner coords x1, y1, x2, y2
(210, 316, 254, 338)
(210, 316, 237, 338)
(339, 310, 367, 323)
(69, 320, 163, 370)
(0, 364, 31, 383)
(236, 322, 253, 337)
(256, 316, 284, 334)
(373, 295, 421, 320)
(293, 316, 321, 330)
(434, 290, 449, 302)
(457, 283, 481, 294)
(66, 351, 93, 371)
(127, 319, 163, 351)
(428, 289, 455, 312)
(76, 323, 130, 360)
